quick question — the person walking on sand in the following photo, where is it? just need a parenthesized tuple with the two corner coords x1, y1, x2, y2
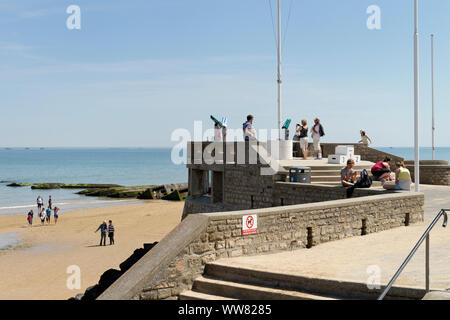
(108, 220, 115, 245)
(40, 208, 45, 225)
(48, 195, 52, 210)
(95, 221, 108, 246)
(311, 118, 325, 160)
(37, 195, 43, 212)
(27, 210, 34, 226)
(45, 207, 52, 224)
(53, 207, 59, 224)
(359, 130, 372, 146)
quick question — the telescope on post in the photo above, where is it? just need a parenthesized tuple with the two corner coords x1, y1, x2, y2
(282, 119, 291, 141)
(210, 115, 227, 142)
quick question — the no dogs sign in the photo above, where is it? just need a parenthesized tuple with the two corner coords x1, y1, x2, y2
(242, 214, 258, 235)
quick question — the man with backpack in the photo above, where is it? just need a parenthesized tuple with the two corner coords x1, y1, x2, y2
(311, 118, 325, 160)
(346, 166, 373, 198)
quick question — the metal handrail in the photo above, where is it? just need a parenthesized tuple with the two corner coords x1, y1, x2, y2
(378, 209, 449, 300)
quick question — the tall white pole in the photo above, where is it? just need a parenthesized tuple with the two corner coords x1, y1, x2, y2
(431, 34, 435, 160)
(277, 0, 282, 140)
(414, 0, 420, 192)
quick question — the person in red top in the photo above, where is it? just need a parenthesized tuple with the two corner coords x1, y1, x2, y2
(371, 156, 392, 184)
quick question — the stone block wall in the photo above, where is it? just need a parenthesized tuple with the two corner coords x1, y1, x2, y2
(272, 182, 385, 206)
(222, 164, 275, 210)
(99, 192, 424, 300)
(405, 161, 450, 186)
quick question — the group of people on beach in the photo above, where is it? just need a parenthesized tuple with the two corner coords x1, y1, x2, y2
(95, 220, 115, 246)
(27, 195, 59, 226)
(340, 156, 412, 191)
(26, 195, 116, 247)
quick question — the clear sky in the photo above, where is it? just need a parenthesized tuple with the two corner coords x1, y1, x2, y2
(1, 0, 449, 148)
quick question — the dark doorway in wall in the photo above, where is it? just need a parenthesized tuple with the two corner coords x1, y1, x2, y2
(306, 227, 313, 248)
(361, 219, 368, 236)
(405, 213, 410, 226)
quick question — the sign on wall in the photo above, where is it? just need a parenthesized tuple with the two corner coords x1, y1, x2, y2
(242, 214, 258, 235)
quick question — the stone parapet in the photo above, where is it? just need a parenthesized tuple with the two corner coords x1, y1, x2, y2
(98, 192, 424, 300)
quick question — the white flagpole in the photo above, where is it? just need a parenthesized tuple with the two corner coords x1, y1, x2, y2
(431, 34, 435, 161)
(414, 0, 420, 192)
(277, 0, 282, 140)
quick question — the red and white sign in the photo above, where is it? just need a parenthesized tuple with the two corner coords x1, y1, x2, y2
(242, 214, 258, 235)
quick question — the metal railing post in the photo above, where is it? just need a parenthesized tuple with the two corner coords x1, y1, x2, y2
(426, 233, 430, 292)
(378, 209, 448, 300)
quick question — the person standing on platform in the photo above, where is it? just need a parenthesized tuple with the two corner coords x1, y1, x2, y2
(311, 118, 325, 160)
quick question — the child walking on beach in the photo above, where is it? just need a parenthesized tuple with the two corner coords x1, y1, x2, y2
(45, 207, 51, 224)
(40, 208, 45, 225)
(53, 207, 59, 224)
(27, 210, 34, 226)
(108, 220, 115, 245)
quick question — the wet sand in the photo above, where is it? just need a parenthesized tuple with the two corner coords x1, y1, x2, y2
(0, 200, 184, 300)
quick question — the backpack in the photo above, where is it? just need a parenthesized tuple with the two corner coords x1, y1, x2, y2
(356, 169, 372, 188)
(319, 124, 325, 137)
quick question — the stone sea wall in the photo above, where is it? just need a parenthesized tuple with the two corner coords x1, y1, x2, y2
(98, 192, 424, 300)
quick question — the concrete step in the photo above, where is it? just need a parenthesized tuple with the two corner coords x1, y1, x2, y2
(281, 165, 372, 172)
(310, 181, 384, 187)
(204, 263, 425, 300)
(179, 290, 236, 300)
(311, 181, 342, 186)
(311, 176, 341, 182)
(310, 170, 343, 177)
(192, 276, 338, 300)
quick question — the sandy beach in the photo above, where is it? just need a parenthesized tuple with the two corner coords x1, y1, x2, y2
(0, 200, 184, 300)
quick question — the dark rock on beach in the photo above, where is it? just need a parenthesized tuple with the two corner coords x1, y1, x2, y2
(74, 242, 158, 301)
(161, 189, 184, 201)
(137, 188, 154, 200)
(31, 183, 66, 189)
(6, 182, 32, 187)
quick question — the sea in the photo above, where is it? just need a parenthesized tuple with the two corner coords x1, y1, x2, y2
(0, 148, 187, 216)
(0, 147, 448, 217)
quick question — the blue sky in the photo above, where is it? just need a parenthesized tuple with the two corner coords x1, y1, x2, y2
(0, 0, 449, 147)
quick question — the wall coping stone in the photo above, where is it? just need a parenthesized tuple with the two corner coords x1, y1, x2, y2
(200, 190, 424, 220)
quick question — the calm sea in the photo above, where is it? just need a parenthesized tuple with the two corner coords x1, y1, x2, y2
(0, 147, 448, 217)
(0, 148, 187, 216)
(377, 147, 450, 162)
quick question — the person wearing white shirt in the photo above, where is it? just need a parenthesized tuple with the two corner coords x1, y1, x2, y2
(311, 118, 325, 160)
